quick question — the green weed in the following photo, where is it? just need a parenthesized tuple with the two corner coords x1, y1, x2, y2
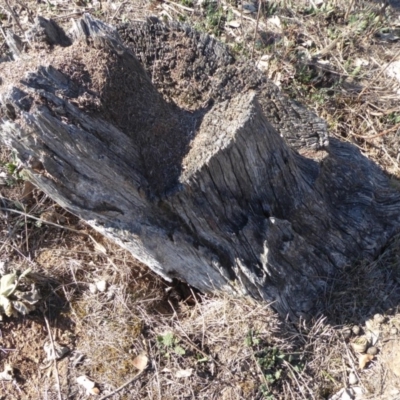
(245, 329, 305, 399)
(157, 332, 186, 356)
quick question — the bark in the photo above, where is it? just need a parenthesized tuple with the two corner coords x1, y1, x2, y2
(1, 15, 400, 318)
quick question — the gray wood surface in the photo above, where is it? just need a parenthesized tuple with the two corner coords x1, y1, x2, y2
(1, 14, 400, 318)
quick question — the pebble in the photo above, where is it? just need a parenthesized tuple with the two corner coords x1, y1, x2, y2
(89, 283, 97, 294)
(374, 313, 385, 324)
(390, 327, 398, 335)
(342, 329, 352, 339)
(352, 325, 361, 335)
(348, 372, 358, 385)
(96, 280, 107, 292)
(367, 346, 378, 355)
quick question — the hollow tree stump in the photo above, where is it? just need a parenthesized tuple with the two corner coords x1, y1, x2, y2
(1, 15, 400, 318)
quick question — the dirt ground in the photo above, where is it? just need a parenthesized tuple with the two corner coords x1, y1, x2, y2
(2, 0, 400, 399)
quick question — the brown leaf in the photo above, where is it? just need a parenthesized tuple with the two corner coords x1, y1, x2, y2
(175, 368, 193, 378)
(77, 375, 98, 394)
(359, 354, 374, 369)
(20, 181, 35, 203)
(0, 364, 14, 381)
(133, 354, 148, 371)
(90, 387, 100, 395)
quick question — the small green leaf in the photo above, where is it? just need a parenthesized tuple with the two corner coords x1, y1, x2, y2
(0, 273, 17, 297)
(157, 332, 175, 347)
(174, 346, 186, 356)
(18, 268, 32, 280)
(0, 295, 13, 317)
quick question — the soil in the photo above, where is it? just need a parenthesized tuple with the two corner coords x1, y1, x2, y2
(1, 1, 400, 399)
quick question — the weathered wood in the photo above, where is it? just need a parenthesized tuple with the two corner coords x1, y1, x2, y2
(1, 14, 400, 319)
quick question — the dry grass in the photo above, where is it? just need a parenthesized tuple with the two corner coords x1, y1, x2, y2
(1, 0, 400, 399)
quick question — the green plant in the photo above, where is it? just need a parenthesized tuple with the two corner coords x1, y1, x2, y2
(5, 162, 17, 175)
(388, 113, 400, 125)
(0, 269, 40, 319)
(295, 64, 314, 85)
(245, 328, 260, 347)
(157, 332, 186, 356)
(200, 1, 226, 36)
(302, 1, 335, 17)
(2, 151, 23, 184)
(180, 0, 193, 6)
(256, 347, 286, 385)
(246, 334, 305, 399)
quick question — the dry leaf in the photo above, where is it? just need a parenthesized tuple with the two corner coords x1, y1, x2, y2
(90, 387, 100, 395)
(95, 280, 107, 292)
(175, 368, 193, 378)
(0, 364, 14, 381)
(93, 241, 107, 255)
(40, 210, 65, 224)
(77, 375, 100, 395)
(351, 336, 369, 353)
(267, 15, 281, 29)
(227, 20, 241, 28)
(89, 283, 97, 294)
(132, 354, 148, 371)
(21, 181, 35, 202)
(44, 341, 70, 361)
(359, 354, 374, 369)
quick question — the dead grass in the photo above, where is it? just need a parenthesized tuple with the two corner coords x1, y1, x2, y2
(1, 0, 400, 399)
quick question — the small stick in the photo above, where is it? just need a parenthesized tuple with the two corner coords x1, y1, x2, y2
(0, 25, 7, 42)
(164, 0, 194, 12)
(358, 46, 400, 100)
(352, 122, 400, 140)
(228, 4, 266, 28)
(43, 316, 62, 400)
(98, 370, 146, 400)
(344, 0, 356, 21)
(251, 0, 262, 59)
(52, 12, 83, 21)
(0, 207, 84, 235)
(4, 0, 23, 32)
(0, 206, 111, 257)
(111, 1, 127, 22)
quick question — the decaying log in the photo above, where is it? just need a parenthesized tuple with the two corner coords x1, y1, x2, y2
(1, 14, 400, 318)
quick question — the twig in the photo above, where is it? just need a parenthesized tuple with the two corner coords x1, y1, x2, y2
(283, 360, 310, 400)
(162, 2, 185, 17)
(167, 300, 221, 366)
(147, 339, 161, 399)
(228, 6, 266, 28)
(251, 0, 262, 59)
(4, 0, 23, 32)
(343, 342, 364, 391)
(111, 1, 127, 22)
(357, 46, 400, 100)
(351, 122, 400, 140)
(0, 24, 7, 42)
(52, 12, 83, 20)
(43, 315, 62, 400)
(0, 206, 112, 259)
(251, 350, 270, 392)
(344, 0, 356, 21)
(0, 207, 84, 235)
(98, 369, 146, 400)
(14, 0, 34, 23)
(314, 27, 355, 58)
(164, 0, 194, 12)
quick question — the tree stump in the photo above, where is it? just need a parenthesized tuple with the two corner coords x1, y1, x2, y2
(1, 14, 400, 318)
